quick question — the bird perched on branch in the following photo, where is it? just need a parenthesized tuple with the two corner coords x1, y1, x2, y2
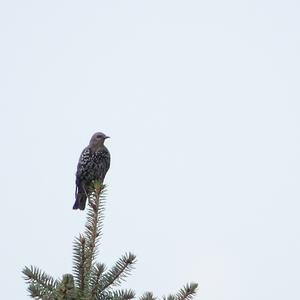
(73, 132, 110, 210)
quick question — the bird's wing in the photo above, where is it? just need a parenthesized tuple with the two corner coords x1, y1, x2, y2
(76, 147, 91, 178)
(103, 147, 111, 170)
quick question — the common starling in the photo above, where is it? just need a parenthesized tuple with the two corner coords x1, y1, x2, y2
(73, 132, 111, 210)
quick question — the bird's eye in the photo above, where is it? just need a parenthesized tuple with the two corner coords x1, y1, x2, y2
(97, 135, 102, 138)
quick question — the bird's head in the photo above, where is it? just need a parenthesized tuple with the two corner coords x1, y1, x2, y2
(89, 132, 110, 150)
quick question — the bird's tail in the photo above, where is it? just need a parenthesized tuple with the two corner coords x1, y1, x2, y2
(73, 186, 87, 210)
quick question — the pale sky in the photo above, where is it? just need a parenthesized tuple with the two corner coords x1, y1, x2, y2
(1, 1, 300, 300)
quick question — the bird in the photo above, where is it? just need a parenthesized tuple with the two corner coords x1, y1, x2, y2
(73, 132, 111, 210)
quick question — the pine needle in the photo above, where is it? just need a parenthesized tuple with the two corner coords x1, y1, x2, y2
(100, 252, 137, 291)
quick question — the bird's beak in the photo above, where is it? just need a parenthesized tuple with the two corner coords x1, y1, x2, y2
(104, 136, 110, 139)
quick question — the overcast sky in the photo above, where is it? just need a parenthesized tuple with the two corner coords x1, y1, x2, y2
(1, 1, 300, 300)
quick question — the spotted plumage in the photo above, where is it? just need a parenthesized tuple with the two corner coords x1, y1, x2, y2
(73, 132, 110, 210)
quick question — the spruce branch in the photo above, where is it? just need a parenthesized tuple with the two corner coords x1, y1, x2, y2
(90, 263, 106, 298)
(81, 181, 106, 297)
(175, 283, 198, 300)
(72, 234, 86, 291)
(100, 252, 137, 291)
(23, 266, 58, 299)
(23, 181, 198, 300)
(162, 283, 198, 300)
(162, 295, 176, 300)
(84, 182, 106, 275)
(27, 284, 52, 300)
(139, 292, 156, 300)
(54, 274, 77, 300)
(110, 289, 136, 300)
(23, 266, 58, 292)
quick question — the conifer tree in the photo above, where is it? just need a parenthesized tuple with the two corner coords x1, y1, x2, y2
(23, 181, 198, 300)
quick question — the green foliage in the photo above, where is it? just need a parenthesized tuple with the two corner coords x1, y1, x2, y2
(23, 266, 58, 299)
(162, 283, 198, 300)
(23, 181, 198, 300)
(175, 283, 198, 300)
(139, 292, 156, 300)
(55, 274, 76, 300)
(100, 252, 136, 291)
